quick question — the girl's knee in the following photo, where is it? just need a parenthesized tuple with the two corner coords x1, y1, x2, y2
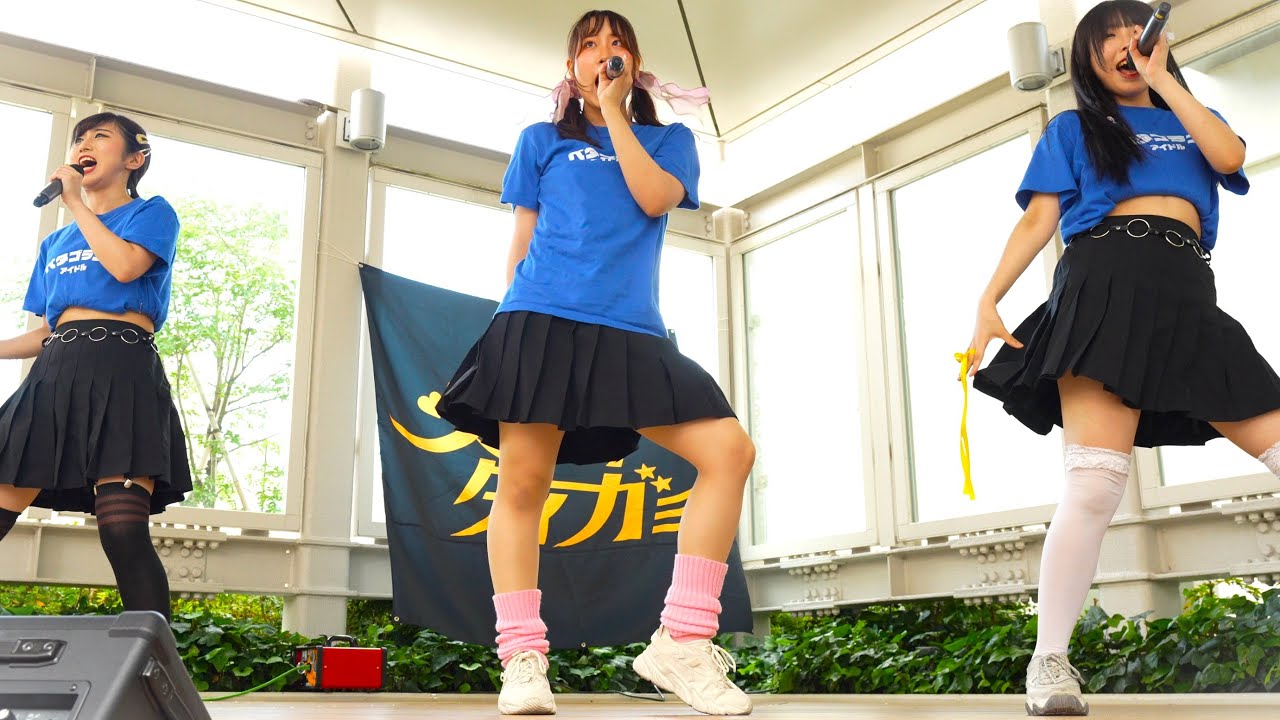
(699, 424, 755, 479)
(495, 468, 554, 510)
(731, 431, 757, 477)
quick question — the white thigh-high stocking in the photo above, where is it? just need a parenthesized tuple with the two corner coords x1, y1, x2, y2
(1033, 444, 1130, 657)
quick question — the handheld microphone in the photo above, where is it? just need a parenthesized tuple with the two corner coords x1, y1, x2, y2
(33, 164, 85, 208)
(606, 56, 625, 79)
(1138, 2, 1171, 56)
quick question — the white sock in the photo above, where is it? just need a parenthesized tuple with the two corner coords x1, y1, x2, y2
(1260, 440, 1280, 477)
(1033, 444, 1130, 657)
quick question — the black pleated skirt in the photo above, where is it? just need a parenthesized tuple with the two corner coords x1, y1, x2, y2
(974, 215, 1280, 447)
(0, 320, 192, 513)
(437, 310, 736, 465)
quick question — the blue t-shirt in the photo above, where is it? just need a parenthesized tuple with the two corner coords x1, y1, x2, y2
(23, 196, 181, 330)
(497, 121, 700, 337)
(1016, 106, 1249, 249)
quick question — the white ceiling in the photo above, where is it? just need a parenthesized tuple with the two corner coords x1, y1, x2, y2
(231, 0, 957, 137)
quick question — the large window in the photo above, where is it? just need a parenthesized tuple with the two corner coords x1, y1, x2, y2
(1160, 26, 1280, 488)
(890, 135, 1063, 523)
(0, 100, 53, 399)
(743, 206, 866, 546)
(144, 129, 313, 517)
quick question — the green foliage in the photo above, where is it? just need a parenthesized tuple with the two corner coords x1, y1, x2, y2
(4, 583, 1278, 694)
(0, 585, 281, 624)
(731, 583, 1280, 694)
(0, 585, 125, 616)
(171, 607, 310, 692)
(343, 600, 651, 693)
(158, 198, 297, 513)
(731, 600, 1038, 693)
(1070, 579, 1280, 693)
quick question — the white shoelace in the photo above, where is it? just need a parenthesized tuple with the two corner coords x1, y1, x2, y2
(1031, 654, 1083, 686)
(707, 643, 736, 675)
(503, 651, 549, 685)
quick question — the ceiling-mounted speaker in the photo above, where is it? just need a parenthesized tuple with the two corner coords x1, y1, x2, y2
(344, 88, 386, 152)
(1007, 22, 1066, 91)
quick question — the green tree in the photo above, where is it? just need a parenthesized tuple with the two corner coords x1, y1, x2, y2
(158, 198, 296, 512)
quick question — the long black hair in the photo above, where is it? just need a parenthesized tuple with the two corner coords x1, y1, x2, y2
(71, 112, 152, 198)
(1070, 0, 1192, 185)
(557, 10, 662, 148)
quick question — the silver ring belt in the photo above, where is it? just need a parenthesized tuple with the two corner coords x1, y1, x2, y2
(1081, 217, 1211, 263)
(42, 326, 158, 351)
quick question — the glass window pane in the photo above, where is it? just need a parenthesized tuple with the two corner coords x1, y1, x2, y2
(745, 209, 865, 545)
(145, 136, 308, 514)
(1161, 29, 1280, 486)
(659, 245, 718, 377)
(382, 186, 511, 301)
(0, 102, 52, 399)
(893, 136, 1063, 523)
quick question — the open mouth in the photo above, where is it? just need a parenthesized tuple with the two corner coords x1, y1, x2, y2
(1117, 58, 1139, 79)
(77, 156, 98, 174)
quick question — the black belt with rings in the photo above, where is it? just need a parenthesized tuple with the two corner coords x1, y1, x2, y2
(42, 326, 158, 351)
(1083, 217, 1211, 263)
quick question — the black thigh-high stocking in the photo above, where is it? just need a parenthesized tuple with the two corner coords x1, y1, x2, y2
(95, 482, 171, 620)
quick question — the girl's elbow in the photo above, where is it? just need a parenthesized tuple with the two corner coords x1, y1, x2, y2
(640, 198, 674, 218)
(640, 190, 684, 217)
(1212, 141, 1246, 175)
(110, 262, 151, 284)
(1215, 153, 1245, 175)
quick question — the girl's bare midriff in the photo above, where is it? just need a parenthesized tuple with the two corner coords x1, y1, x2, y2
(57, 306, 155, 334)
(1110, 195, 1200, 235)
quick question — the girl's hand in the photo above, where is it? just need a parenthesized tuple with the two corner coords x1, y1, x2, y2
(597, 52, 635, 111)
(48, 164, 85, 210)
(965, 300, 1023, 379)
(1130, 31, 1172, 89)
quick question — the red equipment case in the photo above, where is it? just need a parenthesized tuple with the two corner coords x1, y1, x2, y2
(294, 635, 386, 691)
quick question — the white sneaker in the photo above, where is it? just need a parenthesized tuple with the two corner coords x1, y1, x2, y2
(633, 626, 752, 715)
(498, 651, 556, 715)
(1025, 653, 1089, 716)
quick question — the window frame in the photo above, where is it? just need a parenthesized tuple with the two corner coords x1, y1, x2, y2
(872, 110, 1063, 542)
(112, 111, 324, 532)
(730, 191, 880, 560)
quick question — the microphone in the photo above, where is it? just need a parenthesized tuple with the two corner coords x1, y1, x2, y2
(606, 55, 625, 80)
(1138, 2, 1171, 56)
(1126, 2, 1171, 69)
(33, 164, 85, 208)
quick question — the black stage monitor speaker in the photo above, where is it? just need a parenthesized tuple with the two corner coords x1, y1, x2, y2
(0, 611, 209, 720)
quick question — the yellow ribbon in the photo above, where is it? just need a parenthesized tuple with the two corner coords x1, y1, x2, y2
(955, 350, 976, 500)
